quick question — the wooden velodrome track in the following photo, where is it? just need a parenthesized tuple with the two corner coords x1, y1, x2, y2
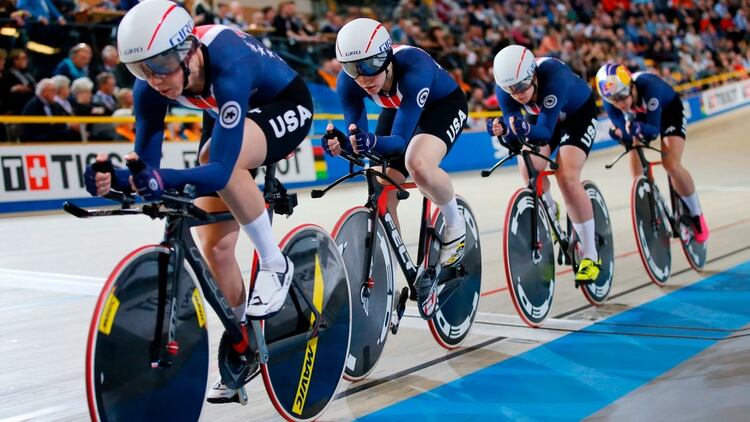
(1, 107, 749, 421)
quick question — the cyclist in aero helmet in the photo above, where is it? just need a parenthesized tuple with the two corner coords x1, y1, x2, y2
(487, 45, 603, 283)
(322, 18, 470, 320)
(596, 63, 708, 243)
(83, 0, 315, 402)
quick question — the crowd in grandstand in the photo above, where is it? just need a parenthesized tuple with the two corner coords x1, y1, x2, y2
(1, 0, 749, 141)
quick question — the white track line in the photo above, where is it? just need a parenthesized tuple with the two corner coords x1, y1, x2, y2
(0, 268, 103, 296)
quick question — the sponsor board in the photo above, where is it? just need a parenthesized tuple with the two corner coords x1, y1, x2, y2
(0, 140, 318, 211)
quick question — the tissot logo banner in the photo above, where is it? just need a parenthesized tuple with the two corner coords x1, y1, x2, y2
(26, 155, 50, 190)
(1, 141, 317, 212)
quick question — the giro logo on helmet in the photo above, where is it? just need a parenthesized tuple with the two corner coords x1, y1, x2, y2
(169, 21, 195, 47)
(123, 47, 143, 56)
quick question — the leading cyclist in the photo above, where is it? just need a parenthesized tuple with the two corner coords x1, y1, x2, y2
(321, 18, 469, 319)
(596, 63, 709, 243)
(82, 0, 313, 402)
(487, 45, 602, 283)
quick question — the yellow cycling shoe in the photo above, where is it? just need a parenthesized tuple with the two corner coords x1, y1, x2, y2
(575, 258, 601, 283)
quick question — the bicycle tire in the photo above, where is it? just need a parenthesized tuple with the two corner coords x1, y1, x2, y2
(427, 195, 482, 349)
(332, 207, 394, 381)
(671, 187, 707, 271)
(580, 181, 614, 305)
(503, 188, 555, 327)
(631, 176, 672, 286)
(86, 245, 209, 422)
(259, 224, 351, 422)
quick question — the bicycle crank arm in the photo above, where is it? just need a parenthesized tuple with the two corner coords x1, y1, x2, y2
(250, 320, 269, 365)
(390, 286, 410, 335)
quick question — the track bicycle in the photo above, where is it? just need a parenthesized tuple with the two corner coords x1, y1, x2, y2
(482, 136, 614, 327)
(311, 149, 482, 380)
(66, 161, 351, 422)
(605, 140, 707, 286)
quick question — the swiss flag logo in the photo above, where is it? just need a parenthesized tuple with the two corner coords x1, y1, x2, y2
(26, 155, 50, 190)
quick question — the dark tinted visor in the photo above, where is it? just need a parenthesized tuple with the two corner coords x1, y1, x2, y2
(341, 50, 390, 78)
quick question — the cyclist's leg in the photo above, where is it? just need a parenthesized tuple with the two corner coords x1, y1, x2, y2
(407, 87, 468, 267)
(405, 133, 466, 265)
(374, 108, 406, 228)
(223, 77, 312, 318)
(659, 96, 708, 241)
(661, 135, 708, 241)
(556, 101, 600, 281)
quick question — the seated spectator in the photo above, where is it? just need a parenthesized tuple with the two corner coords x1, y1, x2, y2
(4, 49, 37, 116)
(16, 0, 66, 25)
(192, 0, 216, 25)
(21, 78, 80, 141)
(111, 108, 134, 142)
(70, 77, 105, 116)
(228, 1, 247, 29)
(92, 72, 117, 115)
(115, 87, 133, 110)
(98, 45, 134, 89)
(0, 48, 7, 114)
(50, 75, 73, 115)
(316, 57, 340, 90)
(54, 43, 92, 81)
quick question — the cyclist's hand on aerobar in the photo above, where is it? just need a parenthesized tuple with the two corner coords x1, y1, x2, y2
(83, 152, 114, 197)
(509, 116, 531, 137)
(321, 123, 347, 156)
(349, 123, 377, 154)
(486, 117, 507, 137)
(125, 152, 164, 201)
(625, 119, 643, 140)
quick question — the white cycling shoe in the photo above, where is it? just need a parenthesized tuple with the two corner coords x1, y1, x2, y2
(439, 223, 466, 268)
(206, 376, 240, 404)
(246, 256, 294, 319)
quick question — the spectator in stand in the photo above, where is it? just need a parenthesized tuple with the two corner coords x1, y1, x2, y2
(0, 48, 7, 114)
(21, 78, 80, 141)
(261, 6, 275, 27)
(116, 87, 133, 110)
(70, 77, 106, 116)
(228, 1, 247, 29)
(319, 11, 343, 34)
(54, 43, 93, 81)
(16, 0, 66, 25)
(50, 74, 73, 115)
(273, 1, 309, 41)
(4, 49, 36, 116)
(192, 0, 216, 25)
(92, 72, 117, 115)
(98, 45, 134, 89)
(111, 108, 134, 142)
(315, 57, 340, 89)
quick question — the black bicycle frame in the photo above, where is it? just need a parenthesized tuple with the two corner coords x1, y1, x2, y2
(606, 143, 677, 236)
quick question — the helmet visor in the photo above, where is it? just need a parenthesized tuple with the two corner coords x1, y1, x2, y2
(500, 75, 534, 95)
(341, 50, 390, 78)
(125, 37, 197, 80)
(604, 87, 631, 103)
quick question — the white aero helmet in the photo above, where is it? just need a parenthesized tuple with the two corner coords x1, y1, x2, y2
(335, 18, 393, 78)
(493, 45, 537, 94)
(117, 0, 197, 80)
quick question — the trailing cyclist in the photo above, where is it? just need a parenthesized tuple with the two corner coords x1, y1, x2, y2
(596, 63, 709, 244)
(487, 45, 602, 283)
(321, 18, 469, 319)
(82, 0, 313, 402)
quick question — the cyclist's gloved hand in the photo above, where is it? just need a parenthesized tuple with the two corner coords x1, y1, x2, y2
(509, 116, 531, 137)
(127, 156, 164, 201)
(321, 123, 347, 156)
(625, 120, 642, 140)
(486, 117, 507, 137)
(83, 153, 115, 196)
(349, 124, 377, 154)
